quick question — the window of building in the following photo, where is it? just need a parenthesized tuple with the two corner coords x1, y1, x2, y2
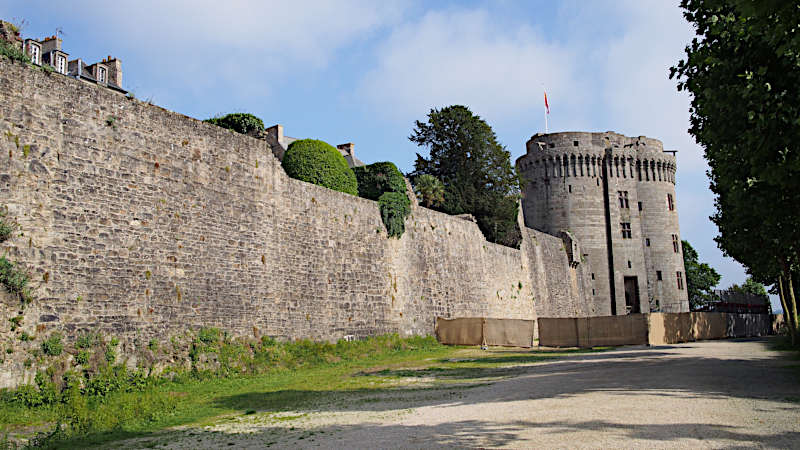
(98, 66, 107, 83)
(548, 143, 555, 148)
(620, 222, 632, 239)
(56, 55, 66, 74)
(617, 191, 629, 208)
(677, 271, 684, 290)
(627, 260, 632, 268)
(573, 140, 579, 147)
(638, 201, 642, 211)
(672, 234, 680, 253)
(29, 44, 40, 65)
(591, 273, 595, 280)
(646, 238, 650, 247)
(592, 289, 595, 295)
(657, 270, 662, 281)
(568, 185, 572, 193)
(667, 193, 674, 211)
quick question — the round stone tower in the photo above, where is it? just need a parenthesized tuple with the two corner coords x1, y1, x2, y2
(516, 131, 688, 315)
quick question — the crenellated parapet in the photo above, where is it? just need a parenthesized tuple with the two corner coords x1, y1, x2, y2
(517, 132, 676, 185)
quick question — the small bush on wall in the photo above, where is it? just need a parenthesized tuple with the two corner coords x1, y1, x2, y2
(353, 162, 406, 201)
(378, 192, 411, 238)
(281, 139, 358, 196)
(203, 113, 265, 135)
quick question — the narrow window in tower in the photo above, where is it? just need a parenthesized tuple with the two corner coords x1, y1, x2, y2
(677, 271, 684, 290)
(638, 201, 642, 211)
(672, 235, 680, 253)
(624, 191, 629, 208)
(591, 273, 595, 280)
(568, 185, 572, 193)
(592, 289, 596, 295)
(627, 260, 632, 268)
(646, 238, 650, 247)
(620, 223, 632, 239)
(657, 270, 663, 281)
(667, 193, 675, 211)
(618, 191, 624, 208)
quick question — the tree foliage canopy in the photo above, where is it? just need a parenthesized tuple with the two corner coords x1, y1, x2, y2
(412, 174, 445, 209)
(204, 113, 265, 135)
(353, 162, 407, 201)
(281, 139, 358, 196)
(409, 105, 521, 247)
(682, 240, 721, 311)
(671, 0, 800, 341)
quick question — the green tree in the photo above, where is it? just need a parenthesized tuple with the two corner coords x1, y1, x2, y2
(671, 0, 800, 344)
(204, 113, 265, 135)
(412, 174, 445, 208)
(281, 139, 358, 196)
(730, 277, 768, 297)
(682, 240, 721, 311)
(409, 105, 521, 247)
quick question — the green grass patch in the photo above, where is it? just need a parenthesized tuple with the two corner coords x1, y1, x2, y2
(0, 334, 606, 449)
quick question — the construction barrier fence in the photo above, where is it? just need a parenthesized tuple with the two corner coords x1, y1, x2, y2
(435, 317, 536, 348)
(435, 313, 773, 348)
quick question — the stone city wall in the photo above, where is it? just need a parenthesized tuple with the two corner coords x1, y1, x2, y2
(0, 58, 593, 385)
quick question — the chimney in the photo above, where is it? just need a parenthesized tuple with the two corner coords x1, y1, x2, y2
(265, 124, 286, 160)
(104, 57, 123, 87)
(40, 36, 61, 53)
(336, 143, 354, 157)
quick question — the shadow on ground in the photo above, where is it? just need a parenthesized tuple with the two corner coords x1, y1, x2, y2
(127, 418, 800, 449)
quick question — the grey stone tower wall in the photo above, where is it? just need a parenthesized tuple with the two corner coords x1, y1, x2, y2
(517, 131, 689, 315)
(517, 132, 610, 316)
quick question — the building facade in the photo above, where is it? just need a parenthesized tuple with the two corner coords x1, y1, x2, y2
(516, 131, 689, 315)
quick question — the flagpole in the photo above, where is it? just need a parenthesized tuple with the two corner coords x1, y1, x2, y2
(542, 86, 549, 133)
(544, 104, 548, 133)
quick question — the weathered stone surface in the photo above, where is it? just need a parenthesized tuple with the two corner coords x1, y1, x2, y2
(517, 132, 689, 315)
(0, 58, 594, 386)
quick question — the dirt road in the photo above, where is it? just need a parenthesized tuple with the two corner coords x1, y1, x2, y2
(125, 338, 800, 449)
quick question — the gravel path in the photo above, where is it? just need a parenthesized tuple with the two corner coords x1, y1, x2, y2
(123, 338, 800, 449)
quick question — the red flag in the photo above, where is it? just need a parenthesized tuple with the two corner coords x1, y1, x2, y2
(544, 91, 550, 114)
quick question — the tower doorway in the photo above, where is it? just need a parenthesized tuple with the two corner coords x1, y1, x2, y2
(624, 276, 640, 314)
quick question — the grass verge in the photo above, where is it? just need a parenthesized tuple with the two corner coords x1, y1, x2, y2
(0, 333, 604, 449)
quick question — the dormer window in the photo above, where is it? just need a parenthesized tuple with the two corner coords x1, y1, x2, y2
(56, 55, 66, 74)
(98, 66, 107, 83)
(29, 43, 40, 65)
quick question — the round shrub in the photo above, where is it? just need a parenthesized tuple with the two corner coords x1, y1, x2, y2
(281, 139, 358, 196)
(203, 113, 264, 135)
(353, 162, 407, 201)
(378, 192, 411, 238)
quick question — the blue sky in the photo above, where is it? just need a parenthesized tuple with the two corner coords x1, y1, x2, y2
(2, 0, 767, 308)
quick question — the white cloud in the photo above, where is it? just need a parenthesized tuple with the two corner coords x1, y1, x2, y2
(42, 0, 407, 102)
(597, 0, 705, 171)
(356, 9, 586, 124)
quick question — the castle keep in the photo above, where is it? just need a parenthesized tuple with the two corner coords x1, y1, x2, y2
(516, 132, 689, 315)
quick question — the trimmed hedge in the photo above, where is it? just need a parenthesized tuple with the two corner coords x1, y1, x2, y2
(353, 162, 407, 201)
(281, 139, 358, 196)
(378, 192, 411, 238)
(204, 113, 264, 135)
